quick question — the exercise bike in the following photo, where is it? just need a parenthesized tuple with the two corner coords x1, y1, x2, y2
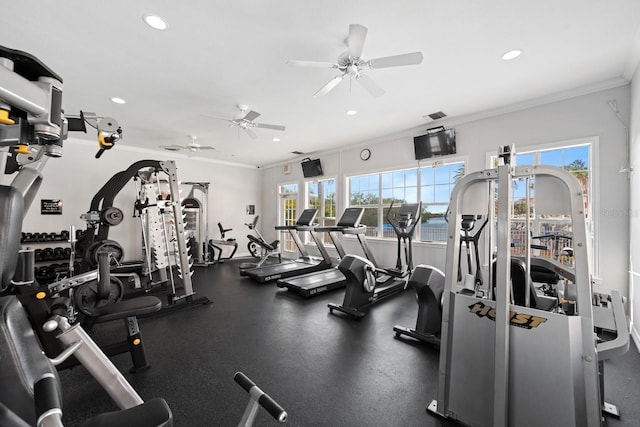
(207, 222, 239, 263)
(328, 202, 421, 319)
(239, 216, 281, 272)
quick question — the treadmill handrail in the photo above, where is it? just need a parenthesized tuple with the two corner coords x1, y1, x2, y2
(315, 224, 367, 233)
(341, 225, 367, 235)
(275, 223, 317, 231)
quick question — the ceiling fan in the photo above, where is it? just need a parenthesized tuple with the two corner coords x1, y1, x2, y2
(207, 105, 286, 139)
(287, 24, 423, 98)
(160, 136, 215, 152)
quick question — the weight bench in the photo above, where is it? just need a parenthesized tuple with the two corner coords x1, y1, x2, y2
(0, 184, 172, 426)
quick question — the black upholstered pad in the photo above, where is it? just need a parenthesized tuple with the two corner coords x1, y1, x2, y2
(0, 296, 59, 425)
(0, 186, 24, 293)
(91, 295, 162, 323)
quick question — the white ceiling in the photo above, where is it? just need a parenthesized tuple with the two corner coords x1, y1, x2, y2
(2, 1, 640, 167)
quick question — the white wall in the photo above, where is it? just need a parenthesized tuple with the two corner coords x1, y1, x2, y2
(8, 138, 261, 262)
(629, 66, 640, 351)
(262, 85, 631, 303)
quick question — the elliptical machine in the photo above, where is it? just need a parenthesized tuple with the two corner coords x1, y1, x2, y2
(393, 215, 488, 347)
(328, 202, 421, 319)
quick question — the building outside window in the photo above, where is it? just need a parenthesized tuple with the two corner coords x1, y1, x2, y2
(278, 183, 298, 253)
(347, 161, 464, 242)
(306, 178, 337, 245)
(508, 143, 591, 264)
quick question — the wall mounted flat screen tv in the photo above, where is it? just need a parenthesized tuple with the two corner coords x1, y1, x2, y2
(414, 127, 456, 160)
(301, 158, 323, 178)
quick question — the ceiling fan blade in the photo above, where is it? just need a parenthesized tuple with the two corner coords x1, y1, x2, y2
(357, 74, 385, 98)
(244, 127, 258, 139)
(368, 52, 424, 69)
(242, 110, 261, 122)
(348, 24, 368, 58)
(255, 123, 286, 131)
(313, 75, 344, 98)
(198, 146, 216, 150)
(286, 60, 337, 68)
(202, 113, 233, 122)
(160, 145, 184, 151)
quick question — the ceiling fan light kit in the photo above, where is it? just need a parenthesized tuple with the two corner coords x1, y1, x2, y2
(206, 105, 286, 140)
(160, 135, 215, 152)
(288, 24, 424, 98)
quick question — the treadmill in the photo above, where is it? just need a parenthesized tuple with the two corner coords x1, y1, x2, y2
(276, 207, 365, 297)
(242, 208, 332, 283)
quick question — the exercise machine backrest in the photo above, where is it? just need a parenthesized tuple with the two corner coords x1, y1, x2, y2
(0, 185, 55, 426)
(0, 295, 61, 426)
(0, 186, 24, 293)
(491, 258, 558, 311)
(218, 222, 233, 240)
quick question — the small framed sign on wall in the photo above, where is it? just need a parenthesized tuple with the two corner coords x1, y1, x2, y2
(41, 199, 62, 215)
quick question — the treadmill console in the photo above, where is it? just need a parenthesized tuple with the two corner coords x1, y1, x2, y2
(296, 209, 318, 226)
(337, 207, 364, 228)
(397, 203, 421, 221)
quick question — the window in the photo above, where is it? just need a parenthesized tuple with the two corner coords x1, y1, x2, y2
(496, 142, 592, 267)
(307, 178, 336, 245)
(421, 163, 465, 242)
(347, 160, 464, 241)
(278, 183, 298, 253)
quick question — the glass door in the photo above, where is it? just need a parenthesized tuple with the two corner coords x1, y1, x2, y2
(279, 184, 298, 257)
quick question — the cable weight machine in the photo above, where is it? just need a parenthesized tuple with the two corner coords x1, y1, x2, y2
(82, 160, 210, 310)
(428, 145, 629, 427)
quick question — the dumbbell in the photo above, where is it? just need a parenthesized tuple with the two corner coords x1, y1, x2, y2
(34, 249, 45, 262)
(35, 266, 55, 283)
(53, 247, 65, 260)
(42, 248, 54, 261)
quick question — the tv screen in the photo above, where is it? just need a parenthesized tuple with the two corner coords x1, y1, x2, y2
(413, 127, 456, 160)
(301, 158, 323, 178)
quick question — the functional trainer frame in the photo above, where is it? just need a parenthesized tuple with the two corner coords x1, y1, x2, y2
(428, 146, 629, 427)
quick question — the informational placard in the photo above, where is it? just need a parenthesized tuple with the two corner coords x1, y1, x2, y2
(41, 199, 62, 215)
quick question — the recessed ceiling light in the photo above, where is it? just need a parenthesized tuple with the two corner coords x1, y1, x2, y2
(346, 110, 358, 116)
(502, 49, 522, 60)
(111, 97, 126, 104)
(273, 138, 280, 142)
(143, 14, 168, 30)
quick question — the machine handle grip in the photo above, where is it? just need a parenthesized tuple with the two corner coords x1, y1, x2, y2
(234, 372, 287, 423)
(34, 375, 63, 426)
(274, 225, 293, 230)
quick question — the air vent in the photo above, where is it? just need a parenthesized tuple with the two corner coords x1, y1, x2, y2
(425, 111, 447, 120)
(291, 151, 305, 155)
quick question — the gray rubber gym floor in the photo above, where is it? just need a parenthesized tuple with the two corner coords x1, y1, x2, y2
(59, 259, 640, 426)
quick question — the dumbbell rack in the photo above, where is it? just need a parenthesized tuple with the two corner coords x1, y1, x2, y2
(22, 229, 85, 285)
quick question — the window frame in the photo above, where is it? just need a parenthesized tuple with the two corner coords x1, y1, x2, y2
(305, 177, 338, 246)
(485, 136, 598, 276)
(345, 157, 467, 243)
